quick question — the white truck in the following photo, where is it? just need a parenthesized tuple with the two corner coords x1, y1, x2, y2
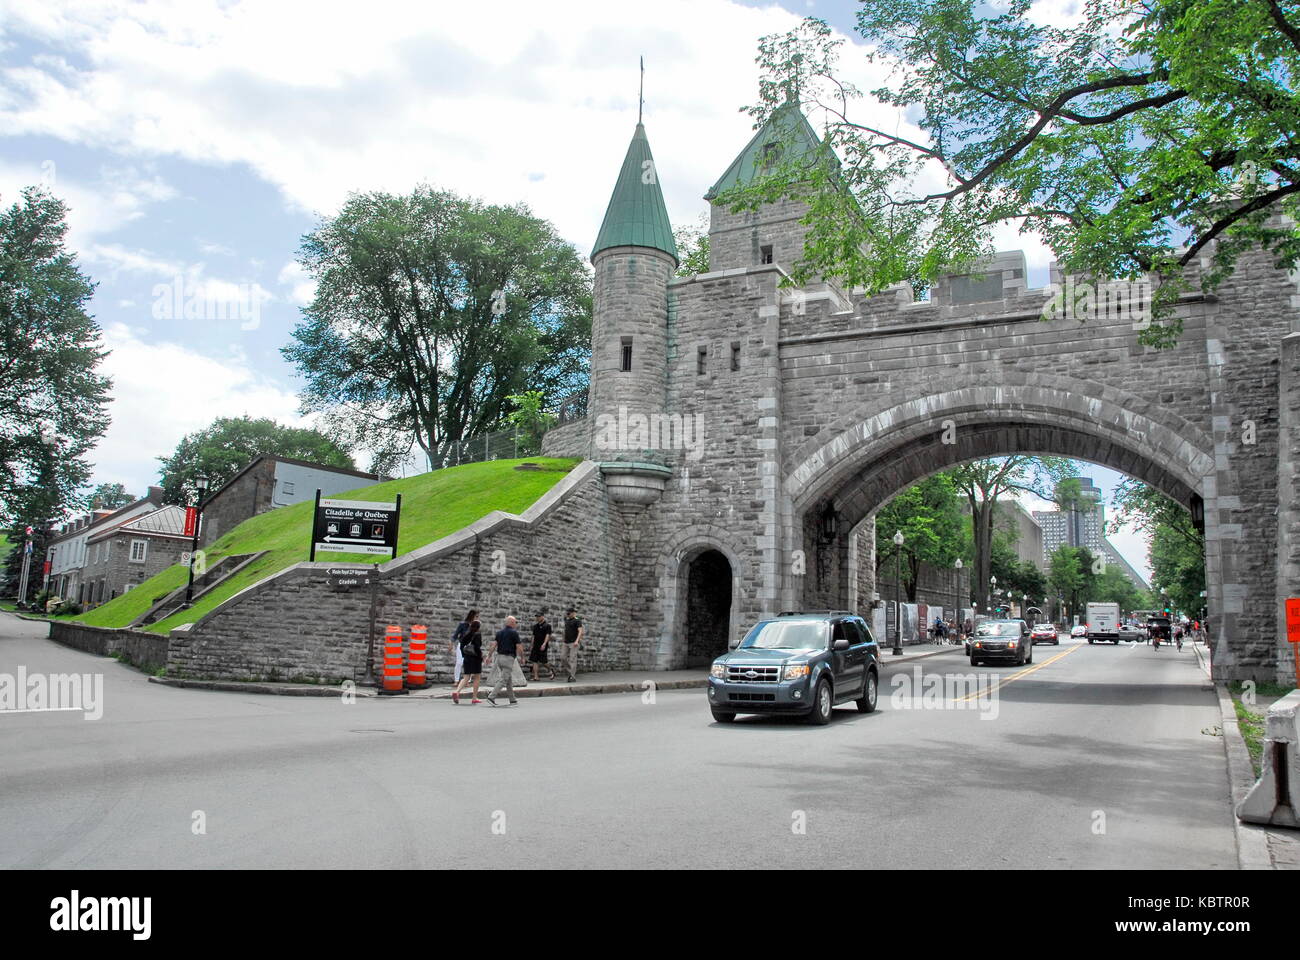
(1086, 602, 1121, 644)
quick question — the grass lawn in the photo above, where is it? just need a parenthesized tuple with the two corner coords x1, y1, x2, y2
(71, 457, 578, 634)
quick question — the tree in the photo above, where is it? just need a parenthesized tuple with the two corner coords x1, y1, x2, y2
(283, 186, 592, 469)
(1, 521, 50, 604)
(1049, 545, 1090, 620)
(875, 471, 965, 602)
(673, 215, 711, 278)
(949, 457, 1073, 614)
(504, 390, 557, 457)
(89, 483, 135, 510)
(0, 187, 111, 528)
(157, 416, 354, 504)
(1110, 476, 1204, 614)
(725, 2, 1300, 346)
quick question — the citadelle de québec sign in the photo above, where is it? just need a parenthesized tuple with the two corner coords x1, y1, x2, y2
(310, 493, 402, 561)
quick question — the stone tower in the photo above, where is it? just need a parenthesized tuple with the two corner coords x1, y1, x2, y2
(588, 122, 678, 461)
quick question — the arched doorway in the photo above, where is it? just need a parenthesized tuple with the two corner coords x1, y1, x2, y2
(683, 549, 734, 667)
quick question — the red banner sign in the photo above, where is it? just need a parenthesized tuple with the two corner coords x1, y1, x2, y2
(183, 506, 198, 539)
(1287, 598, 1300, 643)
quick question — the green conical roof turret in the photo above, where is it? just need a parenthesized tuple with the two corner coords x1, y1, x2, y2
(592, 123, 678, 265)
(705, 100, 829, 201)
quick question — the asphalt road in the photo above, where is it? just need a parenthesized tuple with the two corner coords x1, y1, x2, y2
(0, 614, 1236, 868)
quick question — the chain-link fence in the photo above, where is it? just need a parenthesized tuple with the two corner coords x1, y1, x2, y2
(426, 391, 587, 470)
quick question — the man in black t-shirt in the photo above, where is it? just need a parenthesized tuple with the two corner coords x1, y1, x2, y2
(486, 616, 522, 705)
(561, 607, 583, 682)
(529, 611, 556, 681)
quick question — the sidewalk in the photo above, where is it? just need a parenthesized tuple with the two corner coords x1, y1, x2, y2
(147, 642, 957, 699)
(1198, 640, 1300, 870)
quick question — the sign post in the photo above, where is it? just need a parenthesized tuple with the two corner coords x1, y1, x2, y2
(310, 492, 402, 686)
(310, 493, 401, 559)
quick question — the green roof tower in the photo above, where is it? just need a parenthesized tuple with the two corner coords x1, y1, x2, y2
(587, 122, 678, 461)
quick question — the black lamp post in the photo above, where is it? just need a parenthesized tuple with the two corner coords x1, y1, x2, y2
(182, 476, 210, 608)
(892, 530, 904, 655)
(989, 574, 997, 617)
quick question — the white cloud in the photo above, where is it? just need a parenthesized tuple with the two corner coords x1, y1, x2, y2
(0, 159, 176, 253)
(0, 0, 846, 252)
(277, 260, 315, 307)
(90, 321, 307, 491)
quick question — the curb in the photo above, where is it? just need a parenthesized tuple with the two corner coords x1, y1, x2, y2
(148, 676, 371, 697)
(1213, 680, 1274, 869)
(427, 678, 707, 700)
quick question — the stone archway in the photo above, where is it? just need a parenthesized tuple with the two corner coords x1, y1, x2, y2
(683, 550, 733, 667)
(778, 381, 1236, 667)
(653, 527, 744, 670)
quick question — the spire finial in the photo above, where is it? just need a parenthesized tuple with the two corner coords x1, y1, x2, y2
(639, 56, 644, 125)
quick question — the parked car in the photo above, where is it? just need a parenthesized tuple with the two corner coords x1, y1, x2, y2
(969, 619, 1033, 666)
(707, 612, 879, 725)
(1117, 621, 1144, 643)
(1070, 624, 1088, 639)
(1031, 623, 1060, 645)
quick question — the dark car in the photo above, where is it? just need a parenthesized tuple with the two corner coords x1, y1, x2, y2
(969, 619, 1033, 666)
(707, 612, 879, 725)
(1146, 616, 1172, 645)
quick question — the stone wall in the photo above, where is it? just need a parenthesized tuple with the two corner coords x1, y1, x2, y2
(541, 417, 589, 458)
(49, 621, 169, 673)
(166, 462, 634, 683)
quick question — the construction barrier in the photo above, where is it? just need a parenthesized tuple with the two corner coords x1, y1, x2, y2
(407, 624, 428, 689)
(381, 624, 405, 695)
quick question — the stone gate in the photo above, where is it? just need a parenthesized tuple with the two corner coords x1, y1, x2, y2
(546, 105, 1300, 684)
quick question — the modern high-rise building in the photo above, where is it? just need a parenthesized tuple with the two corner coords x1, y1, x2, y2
(1033, 477, 1149, 591)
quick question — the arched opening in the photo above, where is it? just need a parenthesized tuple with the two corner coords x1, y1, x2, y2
(683, 549, 734, 667)
(781, 388, 1231, 665)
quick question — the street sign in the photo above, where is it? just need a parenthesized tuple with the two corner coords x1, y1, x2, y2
(325, 566, 373, 588)
(310, 493, 401, 561)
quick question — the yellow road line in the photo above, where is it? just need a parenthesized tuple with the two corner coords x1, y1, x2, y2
(951, 644, 1082, 702)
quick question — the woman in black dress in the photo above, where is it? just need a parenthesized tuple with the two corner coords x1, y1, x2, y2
(452, 618, 483, 704)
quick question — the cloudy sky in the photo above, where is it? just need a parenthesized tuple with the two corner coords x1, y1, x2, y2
(0, 0, 1149, 577)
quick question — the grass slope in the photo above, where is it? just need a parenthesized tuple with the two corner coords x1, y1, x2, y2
(74, 457, 578, 634)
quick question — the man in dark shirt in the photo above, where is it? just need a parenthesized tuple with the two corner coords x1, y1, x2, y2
(529, 611, 556, 681)
(561, 607, 583, 682)
(487, 616, 522, 705)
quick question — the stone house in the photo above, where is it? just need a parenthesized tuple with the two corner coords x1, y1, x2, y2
(44, 487, 167, 603)
(80, 505, 191, 607)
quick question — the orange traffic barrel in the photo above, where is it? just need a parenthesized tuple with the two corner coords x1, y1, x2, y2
(407, 624, 428, 689)
(381, 624, 405, 694)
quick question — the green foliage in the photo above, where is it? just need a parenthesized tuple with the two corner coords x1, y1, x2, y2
(673, 215, 711, 278)
(504, 390, 557, 456)
(875, 471, 965, 601)
(74, 457, 579, 633)
(1111, 477, 1204, 614)
(725, 2, 1300, 346)
(90, 483, 136, 510)
(157, 415, 354, 504)
(0, 187, 111, 528)
(283, 186, 592, 469)
(949, 456, 1073, 610)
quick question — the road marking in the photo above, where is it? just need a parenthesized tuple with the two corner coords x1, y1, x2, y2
(951, 645, 1082, 702)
